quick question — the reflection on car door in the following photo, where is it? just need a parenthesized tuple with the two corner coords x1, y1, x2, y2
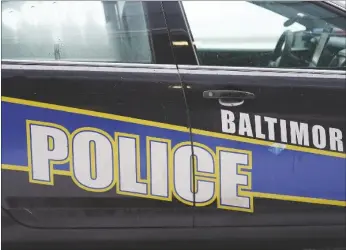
(1, 1, 193, 229)
(164, 0, 346, 228)
(177, 67, 346, 227)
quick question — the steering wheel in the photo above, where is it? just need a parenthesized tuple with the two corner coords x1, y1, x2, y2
(309, 29, 332, 68)
(269, 30, 295, 67)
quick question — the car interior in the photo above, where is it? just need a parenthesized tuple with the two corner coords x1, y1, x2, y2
(187, 1, 346, 70)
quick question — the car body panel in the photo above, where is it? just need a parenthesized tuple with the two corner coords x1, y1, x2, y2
(163, 0, 346, 228)
(1, 61, 194, 229)
(176, 66, 346, 227)
(1, 0, 346, 248)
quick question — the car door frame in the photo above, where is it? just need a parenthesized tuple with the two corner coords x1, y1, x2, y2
(1, 0, 196, 230)
(162, 0, 346, 228)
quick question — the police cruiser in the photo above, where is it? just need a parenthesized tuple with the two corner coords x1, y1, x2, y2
(1, 1, 346, 249)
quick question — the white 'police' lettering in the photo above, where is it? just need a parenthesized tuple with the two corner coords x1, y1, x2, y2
(26, 120, 253, 212)
(218, 149, 251, 209)
(149, 139, 169, 198)
(71, 130, 114, 191)
(28, 123, 69, 184)
(193, 145, 215, 204)
(173, 145, 195, 204)
(117, 135, 147, 195)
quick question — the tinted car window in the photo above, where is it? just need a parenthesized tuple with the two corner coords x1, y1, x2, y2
(181, 1, 346, 69)
(2, 1, 153, 63)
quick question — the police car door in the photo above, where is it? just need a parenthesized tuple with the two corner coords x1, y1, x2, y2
(164, 1, 346, 228)
(1, 1, 194, 229)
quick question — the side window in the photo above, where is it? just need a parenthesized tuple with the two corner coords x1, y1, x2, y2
(181, 1, 346, 70)
(2, 1, 153, 63)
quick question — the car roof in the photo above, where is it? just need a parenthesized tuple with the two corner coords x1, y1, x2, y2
(328, 0, 346, 8)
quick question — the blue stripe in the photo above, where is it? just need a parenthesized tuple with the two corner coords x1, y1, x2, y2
(2, 101, 345, 201)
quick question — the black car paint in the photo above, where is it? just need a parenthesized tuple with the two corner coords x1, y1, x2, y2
(176, 68, 346, 227)
(2, 1, 194, 229)
(165, 0, 346, 229)
(1, 0, 346, 249)
(1, 64, 196, 229)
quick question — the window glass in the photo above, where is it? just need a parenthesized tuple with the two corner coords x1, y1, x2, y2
(182, 1, 346, 69)
(2, 1, 153, 63)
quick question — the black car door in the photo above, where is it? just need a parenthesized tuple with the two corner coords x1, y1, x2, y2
(164, 0, 346, 228)
(1, 0, 194, 229)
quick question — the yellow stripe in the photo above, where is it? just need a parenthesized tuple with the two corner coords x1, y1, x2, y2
(1, 164, 28, 172)
(53, 169, 71, 176)
(2, 96, 346, 159)
(193, 129, 346, 158)
(252, 192, 346, 207)
(90, 141, 97, 179)
(1, 96, 188, 132)
(1, 164, 71, 176)
(48, 136, 54, 151)
(2, 164, 345, 207)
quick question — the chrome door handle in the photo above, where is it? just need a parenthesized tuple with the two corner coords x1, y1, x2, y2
(203, 90, 255, 107)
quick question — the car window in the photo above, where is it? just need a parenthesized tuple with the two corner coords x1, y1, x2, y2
(183, 1, 305, 51)
(181, 1, 346, 70)
(2, 1, 153, 63)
